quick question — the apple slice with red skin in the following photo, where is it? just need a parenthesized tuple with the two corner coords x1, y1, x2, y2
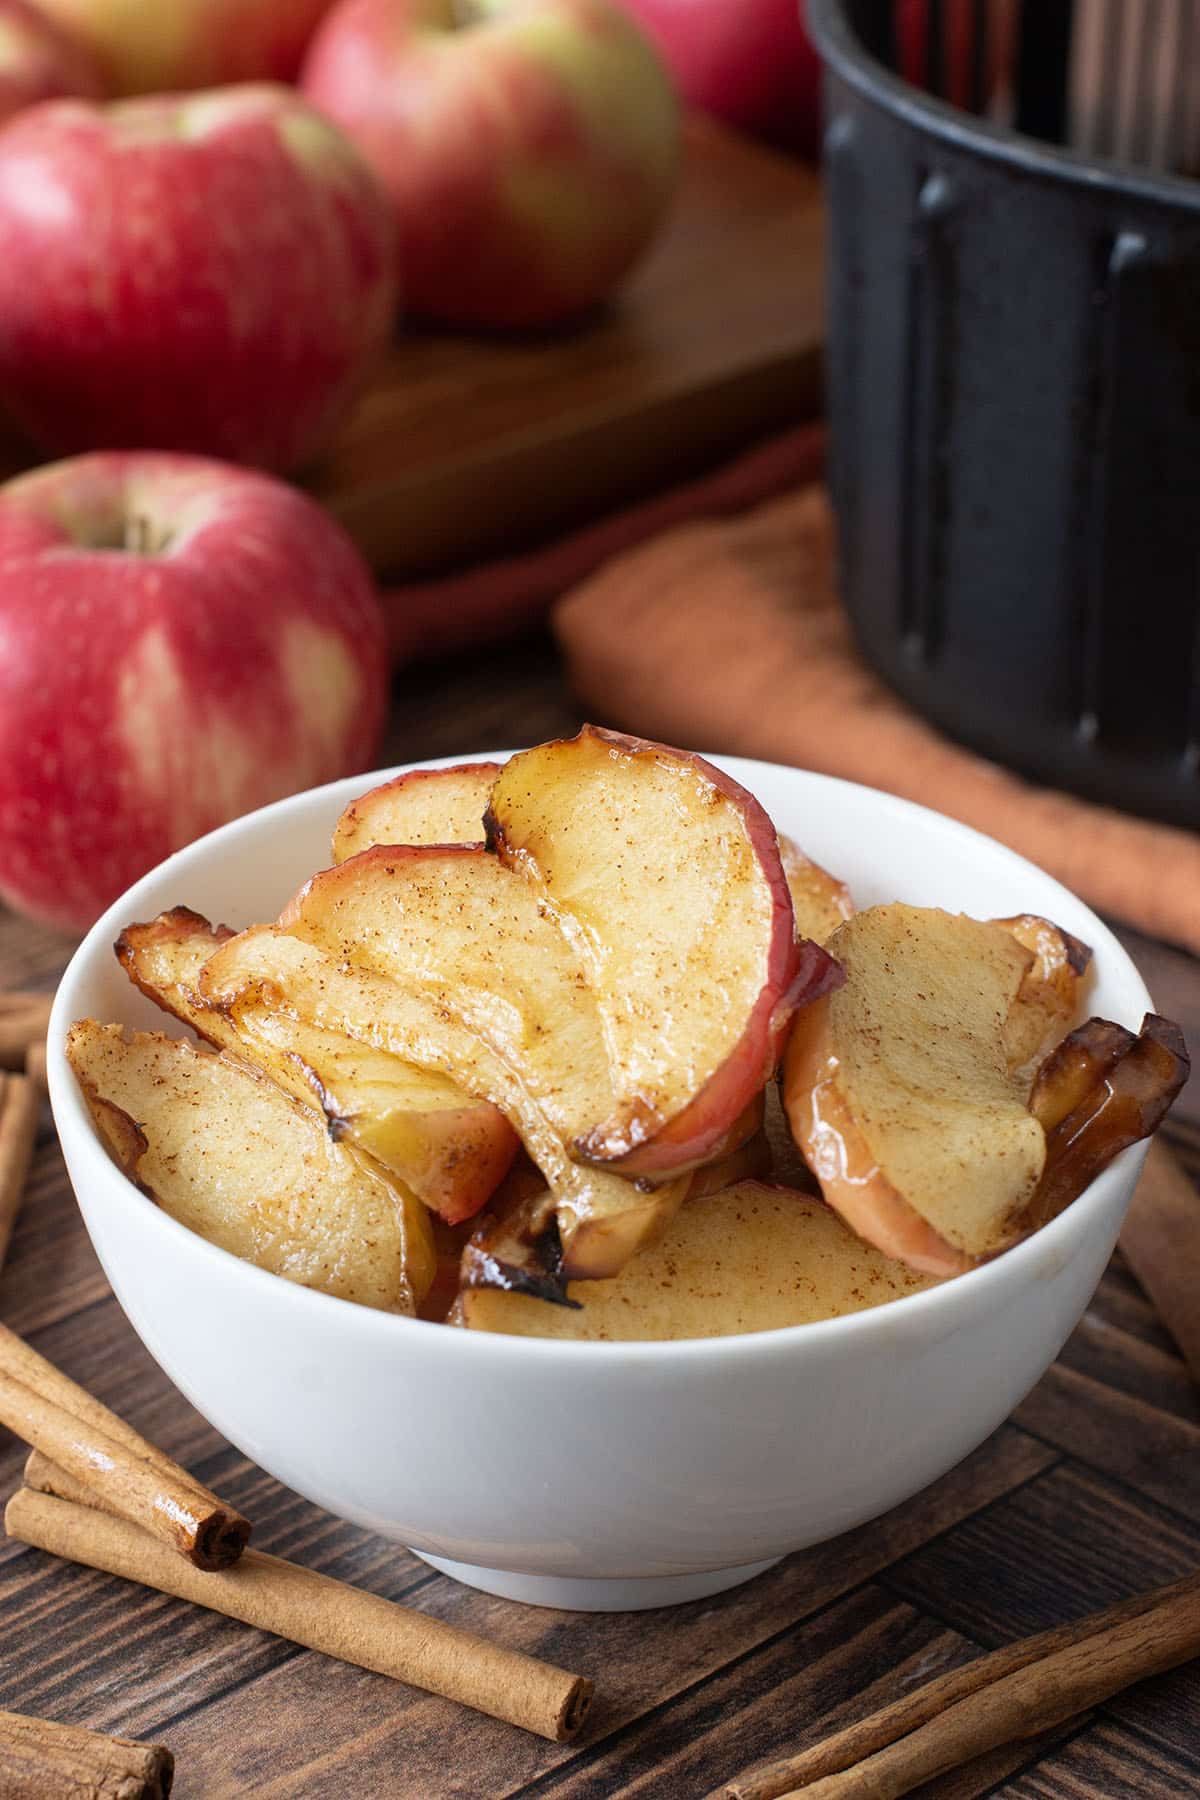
(485, 725, 841, 1176)
(123, 908, 519, 1226)
(202, 904, 690, 1279)
(785, 906, 1183, 1278)
(331, 761, 501, 863)
(783, 906, 1047, 1277)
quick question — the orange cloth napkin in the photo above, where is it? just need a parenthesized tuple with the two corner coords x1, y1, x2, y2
(555, 479, 1200, 959)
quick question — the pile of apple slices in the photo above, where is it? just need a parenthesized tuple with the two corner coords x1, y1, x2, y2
(68, 728, 1189, 1341)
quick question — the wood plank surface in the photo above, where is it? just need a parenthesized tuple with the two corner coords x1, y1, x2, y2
(1, 631, 1198, 1798)
(304, 116, 824, 576)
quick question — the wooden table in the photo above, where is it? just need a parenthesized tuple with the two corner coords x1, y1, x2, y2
(2, 633, 1198, 1799)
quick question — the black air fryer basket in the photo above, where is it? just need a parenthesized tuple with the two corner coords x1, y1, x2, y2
(808, 0, 1200, 830)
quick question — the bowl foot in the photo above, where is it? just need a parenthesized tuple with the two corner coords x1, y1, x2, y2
(409, 1551, 783, 1611)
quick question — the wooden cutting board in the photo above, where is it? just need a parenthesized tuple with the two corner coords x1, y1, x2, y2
(304, 115, 825, 576)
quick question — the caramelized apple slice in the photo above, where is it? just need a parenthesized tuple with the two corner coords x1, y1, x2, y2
(1022, 1014, 1189, 1230)
(778, 834, 855, 943)
(278, 845, 621, 1141)
(119, 910, 518, 1226)
(556, 1167, 692, 1278)
(1029, 1016, 1137, 1132)
(461, 1087, 775, 1300)
(117, 907, 236, 1019)
(201, 915, 689, 1280)
(783, 906, 1046, 1273)
(460, 1180, 939, 1340)
(486, 726, 840, 1174)
(459, 1162, 574, 1307)
(66, 1023, 435, 1313)
(331, 761, 501, 862)
(997, 913, 1093, 1080)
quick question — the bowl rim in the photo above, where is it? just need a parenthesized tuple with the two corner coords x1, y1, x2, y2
(49, 748, 1156, 1365)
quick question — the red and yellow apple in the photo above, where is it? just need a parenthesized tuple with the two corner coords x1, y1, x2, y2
(0, 85, 395, 470)
(301, 0, 679, 327)
(613, 0, 822, 153)
(0, 0, 100, 122)
(0, 452, 388, 931)
(613, 0, 1014, 157)
(26, 0, 336, 94)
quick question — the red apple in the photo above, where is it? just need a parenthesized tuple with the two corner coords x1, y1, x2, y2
(613, 0, 822, 153)
(301, 0, 679, 329)
(27, 0, 336, 94)
(0, 85, 396, 471)
(0, 452, 388, 932)
(613, 0, 1011, 157)
(0, 0, 101, 122)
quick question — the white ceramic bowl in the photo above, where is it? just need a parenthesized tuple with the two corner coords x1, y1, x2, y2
(49, 756, 1154, 1611)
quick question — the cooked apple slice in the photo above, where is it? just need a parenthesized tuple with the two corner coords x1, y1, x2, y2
(997, 913, 1093, 1081)
(460, 1180, 939, 1340)
(460, 1088, 774, 1302)
(118, 910, 518, 1226)
(485, 725, 840, 1175)
(778, 834, 855, 943)
(66, 1023, 435, 1313)
(1022, 1013, 1189, 1230)
(783, 905, 1047, 1274)
(117, 908, 237, 1026)
(201, 912, 691, 1280)
(1028, 1016, 1137, 1132)
(459, 1164, 573, 1307)
(331, 761, 501, 862)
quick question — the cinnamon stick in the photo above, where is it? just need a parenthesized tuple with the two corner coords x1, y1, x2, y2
(0, 1071, 38, 1275)
(1119, 1139, 1200, 1385)
(24, 1038, 47, 1092)
(5, 1487, 594, 1743)
(723, 1571, 1200, 1800)
(0, 1706, 173, 1799)
(0, 992, 52, 1069)
(0, 1323, 249, 1570)
(26, 1446, 143, 1517)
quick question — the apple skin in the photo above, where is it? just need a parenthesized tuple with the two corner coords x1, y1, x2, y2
(613, 0, 1006, 157)
(27, 0, 336, 94)
(0, 0, 102, 122)
(301, 0, 679, 328)
(0, 452, 388, 932)
(0, 86, 396, 471)
(614, 0, 822, 154)
(486, 724, 844, 1176)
